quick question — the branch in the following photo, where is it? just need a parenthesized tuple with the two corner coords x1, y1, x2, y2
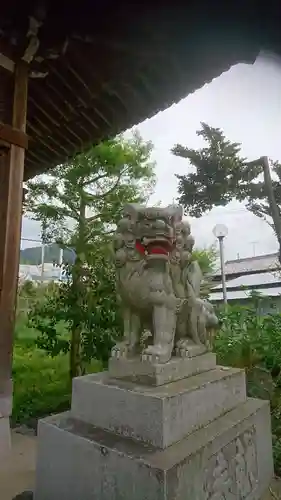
(84, 166, 129, 202)
(86, 213, 102, 223)
(82, 172, 109, 187)
(262, 156, 281, 243)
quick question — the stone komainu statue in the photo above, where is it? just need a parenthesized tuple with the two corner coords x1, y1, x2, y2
(112, 204, 218, 363)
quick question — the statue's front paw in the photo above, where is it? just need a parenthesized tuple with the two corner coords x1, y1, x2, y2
(111, 342, 129, 359)
(175, 339, 191, 358)
(142, 344, 172, 364)
(175, 339, 206, 358)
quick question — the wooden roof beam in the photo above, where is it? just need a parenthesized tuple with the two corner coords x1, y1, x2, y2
(0, 122, 28, 149)
(27, 119, 69, 155)
(0, 39, 17, 73)
(28, 147, 53, 166)
(27, 101, 84, 150)
(48, 63, 89, 108)
(0, 53, 15, 73)
(72, 35, 168, 61)
(45, 80, 79, 121)
(29, 96, 61, 127)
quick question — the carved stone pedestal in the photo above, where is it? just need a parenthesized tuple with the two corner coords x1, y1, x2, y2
(34, 355, 273, 500)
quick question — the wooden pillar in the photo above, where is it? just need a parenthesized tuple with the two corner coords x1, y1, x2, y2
(0, 62, 28, 453)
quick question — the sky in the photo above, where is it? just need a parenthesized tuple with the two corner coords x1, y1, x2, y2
(21, 53, 281, 260)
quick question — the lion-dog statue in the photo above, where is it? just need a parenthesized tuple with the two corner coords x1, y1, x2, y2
(112, 203, 218, 363)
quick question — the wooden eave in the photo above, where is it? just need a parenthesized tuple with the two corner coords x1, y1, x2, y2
(0, 1, 281, 180)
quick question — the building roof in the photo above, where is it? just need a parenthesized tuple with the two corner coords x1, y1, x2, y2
(210, 269, 281, 302)
(212, 271, 281, 290)
(1, 2, 281, 179)
(210, 287, 281, 302)
(212, 253, 279, 278)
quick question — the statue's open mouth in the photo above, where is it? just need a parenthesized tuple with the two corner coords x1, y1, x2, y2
(136, 237, 173, 257)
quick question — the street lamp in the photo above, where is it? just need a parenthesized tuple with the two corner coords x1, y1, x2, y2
(213, 224, 228, 305)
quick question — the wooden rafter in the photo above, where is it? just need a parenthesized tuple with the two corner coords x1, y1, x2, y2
(0, 3, 267, 181)
(0, 122, 28, 149)
(0, 53, 15, 73)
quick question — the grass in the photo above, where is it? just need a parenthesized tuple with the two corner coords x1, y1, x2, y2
(12, 320, 102, 426)
(12, 341, 71, 425)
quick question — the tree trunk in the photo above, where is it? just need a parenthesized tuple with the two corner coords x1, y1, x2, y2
(69, 258, 83, 378)
(70, 325, 82, 379)
(69, 195, 86, 379)
(261, 156, 281, 265)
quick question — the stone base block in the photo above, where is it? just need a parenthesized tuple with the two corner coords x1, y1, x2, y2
(71, 367, 246, 448)
(0, 417, 11, 458)
(34, 398, 273, 500)
(108, 352, 216, 386)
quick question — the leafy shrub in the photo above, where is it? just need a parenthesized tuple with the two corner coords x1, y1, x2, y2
(12, 341, 71, 424)
(272, 403, 281, 476)
(28, 250, 122, 375)
(214, 305, 281, 373)
(214, 304, 281, 475)
(12, 338, 101, 425)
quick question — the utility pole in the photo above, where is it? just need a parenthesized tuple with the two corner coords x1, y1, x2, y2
(213, 224, 228, 306)
(250, 241, 258, 257)
(41, 242, 45, 282)
(246, 156, 281, 264)
(262, 156, 281, 263)
(58, 247, 63, 280)
(41, 221, 47, 283)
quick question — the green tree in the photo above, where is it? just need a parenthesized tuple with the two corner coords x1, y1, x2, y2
(28, 245, 121, 373)
(192, 245, 217, 275)
(25, 132, 156, 378)
(192, 245, 218, 297)
(172, 123, 281, 261)
(25, 131, 155, 244)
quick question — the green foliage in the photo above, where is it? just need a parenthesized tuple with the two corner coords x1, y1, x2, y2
(214, 304, 281, 475)
(28, 245, 122, 370)
(12, 340, 72, 424)
(12, 335, 101, 425)
(172, 122, 274, 220)
(172, 123, 249, 216)
(16, 281, 39, 338)
(19, 280, 37, 297)
(247, 159, 281, 232)
(271, 404, 281, 477)
(191, 246, 218, 297)
(214, 305, 281, 373)
(24, 131, 156, 244)
(24, 132, 155, 377)
(192, 245, 218, 275)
